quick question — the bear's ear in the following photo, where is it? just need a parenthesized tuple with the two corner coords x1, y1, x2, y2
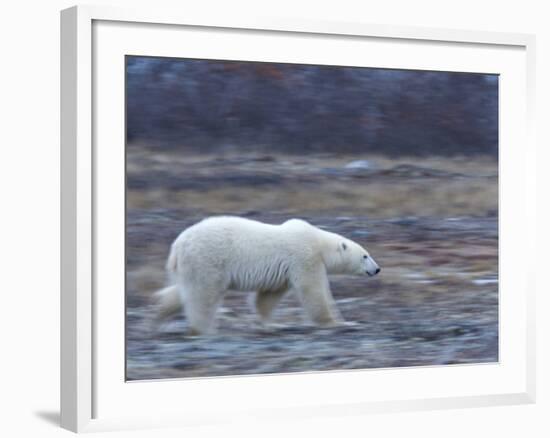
(341, 242, 347, 251)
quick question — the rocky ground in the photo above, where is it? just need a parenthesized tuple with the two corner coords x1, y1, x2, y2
(125, 150, 498, 380)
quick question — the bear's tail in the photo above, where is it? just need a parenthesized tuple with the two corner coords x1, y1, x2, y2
(151, 285, 182, 330)
(150, 243, 182, 331)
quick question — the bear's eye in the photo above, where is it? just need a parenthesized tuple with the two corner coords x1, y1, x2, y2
(341, 242, 347, 250)
(363, 255, 368, 259)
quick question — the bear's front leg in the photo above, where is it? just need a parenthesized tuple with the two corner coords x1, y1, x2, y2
(293, 264, 343, 327)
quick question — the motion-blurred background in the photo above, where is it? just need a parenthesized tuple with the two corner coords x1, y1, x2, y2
(125, 57, 498, 380)
(127, 57, 498, 156)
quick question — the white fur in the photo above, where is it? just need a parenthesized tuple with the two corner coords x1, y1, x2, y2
(153, 216, 379, 334)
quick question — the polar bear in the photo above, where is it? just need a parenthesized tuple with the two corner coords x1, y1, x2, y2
(153, 216, 380, 335)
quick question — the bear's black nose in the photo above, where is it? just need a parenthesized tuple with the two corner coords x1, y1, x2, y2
(375, 268, 381, 274)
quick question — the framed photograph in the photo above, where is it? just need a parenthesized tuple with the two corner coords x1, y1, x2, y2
(61, 5, 536, 433)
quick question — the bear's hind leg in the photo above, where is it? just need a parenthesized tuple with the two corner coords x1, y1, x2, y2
(255, 286, 289, 323)
(152, 285, 182, 323)
(180, 284, 225, 335)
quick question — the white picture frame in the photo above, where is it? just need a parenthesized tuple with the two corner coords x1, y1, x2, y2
(60, 4, 536, 433)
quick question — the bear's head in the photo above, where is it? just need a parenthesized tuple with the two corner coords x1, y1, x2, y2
(329, 238, 380, 277)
